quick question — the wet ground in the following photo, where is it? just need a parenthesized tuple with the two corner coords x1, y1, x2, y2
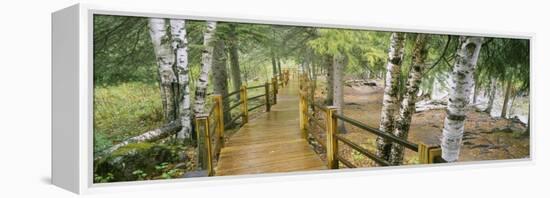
(308, 78, 530, 167)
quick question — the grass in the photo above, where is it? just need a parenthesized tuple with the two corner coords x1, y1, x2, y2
(94, 82, 165, 154)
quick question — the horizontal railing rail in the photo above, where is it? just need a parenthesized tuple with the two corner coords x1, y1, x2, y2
(194, 69, 291, 176)
(332, 113, 419, 152)
(298, 73, 441, 169)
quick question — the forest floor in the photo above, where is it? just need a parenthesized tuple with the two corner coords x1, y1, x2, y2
(308, 78, 530, 167)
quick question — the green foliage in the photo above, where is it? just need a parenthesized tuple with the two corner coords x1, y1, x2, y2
(477, 38, 530, 93)
(93, 132, 113, 155)
(94, 82, 165, 149)
(132, 170, 148, 180)
(94, 15, 158, 85)
(94, 173, 114, 183)
(308, 29, 390, 76)
(94, 141, 189, 183)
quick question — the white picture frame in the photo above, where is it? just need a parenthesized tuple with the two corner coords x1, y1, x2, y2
(52, 3, 534, 194)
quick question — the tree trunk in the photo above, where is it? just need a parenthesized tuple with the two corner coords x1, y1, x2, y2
(271, 53, 277, 77)
(212, 37, 232, 122)
(102, 120, 182, 156)
(376, 32, 406, 160)
(277, 56, 283, 77)
(501, 79, 513, 118)
(473, 80, 479, 104)
(325, 54, 334, 105)
(228, 24, 242, 97)
(148, 18, 177, 123)
(169, 19, 192, 140)
(508, 92, 517, 116)
(193, 21, 217, 115)
(484, 78, 497, 114)
(388, 34, 429, 165)
(441, 36, 484, 162)
(333, 55, 347, 133)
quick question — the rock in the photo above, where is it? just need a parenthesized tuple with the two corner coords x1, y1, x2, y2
(363, 82, 377, 86)
(94, 142, 188, 182)
(173, 162, 187, 170)
(182, 170, 208, 178)
(491, 126, 514, 133)
(471, 144, 491, 149)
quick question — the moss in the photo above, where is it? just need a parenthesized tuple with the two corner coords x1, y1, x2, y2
(112, 142, 153, 156)
(94, 142, 190, 183)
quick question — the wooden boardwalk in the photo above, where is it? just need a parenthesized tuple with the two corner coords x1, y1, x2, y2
(215, 80, 326, 176)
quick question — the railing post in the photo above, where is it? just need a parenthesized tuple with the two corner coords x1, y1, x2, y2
(240, 85, 248, 124)
(301, 94, 308, 139)
(213, 94, 224, 147)
(265, 82, 271, 112)
(418, 144, 442, 164)
(271, 77, 277, 105)
(326, 106, 339, 169)
(195, 114, 214, 176)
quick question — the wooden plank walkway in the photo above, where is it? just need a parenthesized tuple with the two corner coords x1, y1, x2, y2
(215, 80, 326, 176)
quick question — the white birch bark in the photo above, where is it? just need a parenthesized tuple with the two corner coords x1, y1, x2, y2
(101, 120, 182, 156)
(193, 21, 217, 115)
(388, 34, 429, 165)
(148, 18, 177, 122)
(376, 32, 406, 160)
(441, 36, 484, 162)
(170, 19, 192, 140)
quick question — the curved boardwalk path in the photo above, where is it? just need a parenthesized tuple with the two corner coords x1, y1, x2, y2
(215, 80, 326, 176)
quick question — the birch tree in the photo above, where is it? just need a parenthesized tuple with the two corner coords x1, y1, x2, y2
(169, 19, 192, 140)
(148, 18, 177, 122)
(388, 34, 429, 165)
(441, 36, 484, 162)
(376, 32, 406, 160)
(194, 21, 217, 115)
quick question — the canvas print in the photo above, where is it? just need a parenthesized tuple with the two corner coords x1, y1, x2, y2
(92, 14, 530, 183)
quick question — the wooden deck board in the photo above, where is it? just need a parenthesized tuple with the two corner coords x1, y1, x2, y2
(215, 80, 326, 176)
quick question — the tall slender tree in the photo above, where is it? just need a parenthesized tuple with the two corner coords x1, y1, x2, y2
(484, 78, 497, 114)
(325, 54, 334, 105)
(501, 79, 513, 118)
(388, 34, 429, 165)
(148, 18, 177, 123)
(376, 32, 406, 160)
(227, 24, 242, 96)
(441, 36, 484, 162)
(169, 19, 192, 139)
(212, 37, 232, 122)
(332, 55, 347, 133)
(194, 21, 217, 115)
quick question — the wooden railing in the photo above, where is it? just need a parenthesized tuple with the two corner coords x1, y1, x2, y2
(194, 70, 291, 176)
(298, 73, 442, 169)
